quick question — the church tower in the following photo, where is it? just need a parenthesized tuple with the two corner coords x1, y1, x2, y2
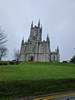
(29, 20, 42, 42)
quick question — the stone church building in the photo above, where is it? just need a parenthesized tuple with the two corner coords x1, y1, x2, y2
(20, 21, 60, 62)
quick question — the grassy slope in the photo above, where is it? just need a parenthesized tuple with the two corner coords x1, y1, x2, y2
(0, 62, 75, 81)
(0, 62, 75, 98)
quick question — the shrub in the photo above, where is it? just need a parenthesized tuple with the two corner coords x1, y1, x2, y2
(0, 61, 9, 65)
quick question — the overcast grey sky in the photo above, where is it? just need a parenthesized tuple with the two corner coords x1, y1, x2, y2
(0, 0, 75, 61)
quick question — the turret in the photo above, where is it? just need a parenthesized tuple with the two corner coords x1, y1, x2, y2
(21, 37, 24, 46)
(46, 34, 50, 46)
(56, 46, 60, 62)
(38, 19, 40, 27)
(57, 46, 59, 54)
(40, 24, 42, 33)
(31, 21, 33, 29)
(46, 34, 50, 53)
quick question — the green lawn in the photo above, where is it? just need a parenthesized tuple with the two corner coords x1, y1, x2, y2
(0, 62, 75, 81)
(0, 62, 75, 98)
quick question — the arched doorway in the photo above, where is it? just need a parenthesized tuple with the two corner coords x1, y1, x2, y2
(31, 56, 34, 61)
(28, 56, 34, 61)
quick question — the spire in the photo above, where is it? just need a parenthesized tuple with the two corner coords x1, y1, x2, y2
(40, 24, 42, 33)
(21, 37, 24, 45)
(46, 34, 50, 52)
(46, 34, 50, 42)
(57, 46, 59, 53)
(38, 19, 40, 27)
(56, 46, 60, 62)
(31, 21, 33, 28)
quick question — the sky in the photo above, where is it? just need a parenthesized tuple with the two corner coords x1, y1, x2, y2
(0, 0, 75, 61)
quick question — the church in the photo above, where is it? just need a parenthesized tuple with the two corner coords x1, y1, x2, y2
(20, 20, 60, 62)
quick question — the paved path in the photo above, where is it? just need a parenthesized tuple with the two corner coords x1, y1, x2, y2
(13, 91, 75, 100)
(33, 91, 75, 100)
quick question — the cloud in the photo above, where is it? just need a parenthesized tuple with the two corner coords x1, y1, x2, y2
(0, 0, 75, 61)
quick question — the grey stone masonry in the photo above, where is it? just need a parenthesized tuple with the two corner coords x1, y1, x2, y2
(20, 21, 60, 62)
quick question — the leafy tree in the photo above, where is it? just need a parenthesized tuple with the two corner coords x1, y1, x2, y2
(0, 27, 7, 61)
(70, 55, 75, 63)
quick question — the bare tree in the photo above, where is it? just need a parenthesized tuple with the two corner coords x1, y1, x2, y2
(0, 27, 7, 61)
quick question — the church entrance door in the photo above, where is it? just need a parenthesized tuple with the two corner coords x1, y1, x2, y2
(30, 56, 34, 61)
